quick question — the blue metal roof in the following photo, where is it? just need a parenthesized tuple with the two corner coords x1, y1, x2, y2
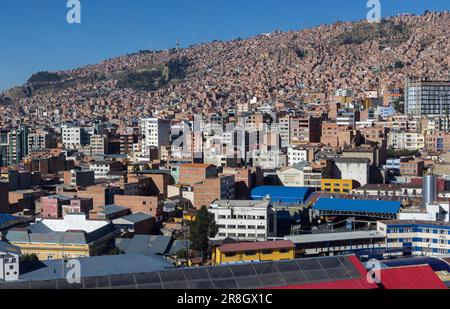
(313, 198, 401, 214)
(382, 257, 450, 273)
(0, 213, 21, 228)
(251, 186, 312, 204)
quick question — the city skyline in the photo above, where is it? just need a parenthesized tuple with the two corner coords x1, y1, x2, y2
(1, 0, 450, 91)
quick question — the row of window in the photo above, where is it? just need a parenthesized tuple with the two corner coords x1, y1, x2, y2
(218, 225, 266, 230)
(217, 233, 266, 239)
(217, 215, 266, 220)
(223, 249, 291, 258)
(388, 228, 450, 235)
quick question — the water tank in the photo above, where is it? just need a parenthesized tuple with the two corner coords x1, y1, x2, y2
(423, 171, 437, 208)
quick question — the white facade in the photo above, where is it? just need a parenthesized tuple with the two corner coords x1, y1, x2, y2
(387, 131, 425, 151)
(287, 147, 308, 166)
(141, 118, 171, 158)
(399, 203, 450, 222)
(61, 126, 89, 150)
(36, 213, 109, 233)
(209, 200, 277, 242)
(377, 221, 450, 256)
(0, 243, 20, 282)
(334, 158, 370, 187)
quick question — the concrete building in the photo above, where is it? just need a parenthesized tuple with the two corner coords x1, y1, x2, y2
(61, 126, 90, 150)
(405, 78, 450, 116)
(140, 118, 171, 158)
(287, 146, 309, 166)
(89, 161, 123, 179)
(378, 220, 450, 256)
(209, 199, 277, 241)
(64, 170, 95, 187)
(333, 158, 370, 187)
(0, 241, 20, 282)
(388, 131, 425, 151)
(28, 129, 55, 151)
(90, 134, 108, 156)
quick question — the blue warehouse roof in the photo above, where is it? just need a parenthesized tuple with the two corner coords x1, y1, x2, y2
(251, 186, 312, 204)
(313, 198, 401, 214)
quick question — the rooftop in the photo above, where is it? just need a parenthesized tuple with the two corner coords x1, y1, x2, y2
(313, 198, 402, 215)
(286, 230, 385, 244)
(218, 240, 295, 253)
(210, 199, 270, 209)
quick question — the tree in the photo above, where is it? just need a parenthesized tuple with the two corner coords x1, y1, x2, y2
(20, 253, 39, 263)
(177, 249, 188, 260)
(189, 206, 218, 261)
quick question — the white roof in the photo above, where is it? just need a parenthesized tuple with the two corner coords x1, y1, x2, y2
(40, 214, 109, 233)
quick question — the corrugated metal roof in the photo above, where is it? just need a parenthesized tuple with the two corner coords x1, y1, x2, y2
(19, 253, 174, 281)
(313, 198, 401, 214)
(251, 186, 312, 203)
(379, 265, 447, 289)
(269, 256, 378, 290)
(382, 257, 450, 273)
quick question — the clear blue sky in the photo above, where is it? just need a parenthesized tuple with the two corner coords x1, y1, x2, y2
(1, 0, 449, 91)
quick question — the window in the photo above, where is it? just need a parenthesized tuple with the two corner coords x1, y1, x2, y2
(279, 249, 290, 254)
(261, 250, 273, 255)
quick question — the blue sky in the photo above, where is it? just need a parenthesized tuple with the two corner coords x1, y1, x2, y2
(1, 0, 449, 91)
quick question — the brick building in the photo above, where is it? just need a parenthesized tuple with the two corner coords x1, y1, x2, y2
(113, 195, 163, 217)
(179, 164, 218, 186)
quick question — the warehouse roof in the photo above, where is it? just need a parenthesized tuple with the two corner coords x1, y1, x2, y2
(313, 198, 401, 214)
(251, 186, 312, 203)
(378, 265, 447, 289)
(286, 230, 385, 244)
(19, 253, 174, 282)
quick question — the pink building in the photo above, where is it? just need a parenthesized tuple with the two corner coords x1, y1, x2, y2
(41, 195, 72, 218)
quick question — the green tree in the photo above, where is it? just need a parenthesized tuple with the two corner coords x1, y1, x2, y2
(20, 253, 39, 263)
(177, 249, 188, 260)
(189, 206, 218, 261)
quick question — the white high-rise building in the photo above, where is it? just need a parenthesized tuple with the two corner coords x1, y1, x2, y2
(140, 118, 171, 158)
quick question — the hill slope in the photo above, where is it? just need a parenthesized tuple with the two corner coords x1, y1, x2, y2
(2, 11, 450, 123)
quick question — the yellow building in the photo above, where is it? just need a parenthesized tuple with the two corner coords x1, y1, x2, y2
(321, 179, 354, 194)
(213, 240, 296, 265)
(6, 214, 119, 261)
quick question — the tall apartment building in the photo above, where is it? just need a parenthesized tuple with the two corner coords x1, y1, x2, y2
(0, 125, 29, 167)
(405, 78, 450, 116)
(278, 116, 322, 147)
(28, 129, 55, 151)
(61, 126, 90, 150)
(140, 118, 171, 158)
(90, 134, 108, 155)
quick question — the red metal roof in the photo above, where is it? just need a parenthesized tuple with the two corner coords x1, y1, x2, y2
(379, 265, 447, 290)
(218, 240, 296, 253)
